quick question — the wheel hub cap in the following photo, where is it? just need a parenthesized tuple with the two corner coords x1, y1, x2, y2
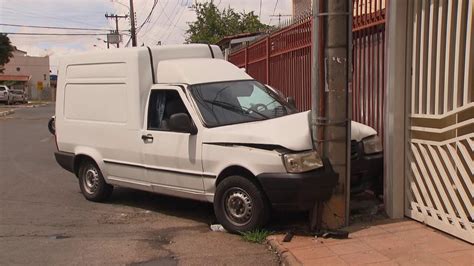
(224, 189, 253, 226)
(84, 168, 99, 194)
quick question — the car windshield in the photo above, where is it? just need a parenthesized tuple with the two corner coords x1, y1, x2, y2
(190, 80, 296, 127)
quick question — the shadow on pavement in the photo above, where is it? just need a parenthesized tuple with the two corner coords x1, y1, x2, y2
(107, 187, 217, 225)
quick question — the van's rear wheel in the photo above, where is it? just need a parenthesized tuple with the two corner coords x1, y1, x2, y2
(214, 175, 269, 233)
(78, 161, 113, 202)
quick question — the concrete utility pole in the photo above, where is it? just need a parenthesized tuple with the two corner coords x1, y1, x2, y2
(310, 0, 351, 229)
(129, 0, 137, 47)
(105, 13, 128, 48)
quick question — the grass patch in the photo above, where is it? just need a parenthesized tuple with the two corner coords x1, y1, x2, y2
(241, 229, 272, 244)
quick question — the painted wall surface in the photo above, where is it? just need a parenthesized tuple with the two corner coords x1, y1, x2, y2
(2, 50, 51, 100)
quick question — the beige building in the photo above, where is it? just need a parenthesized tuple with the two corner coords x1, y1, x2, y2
(0, 47, 50, 101)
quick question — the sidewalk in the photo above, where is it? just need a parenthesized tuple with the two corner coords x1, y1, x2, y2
(0, 102, 49, 117)
(268, 219, 473, 265)
(0, 108, 14, 117)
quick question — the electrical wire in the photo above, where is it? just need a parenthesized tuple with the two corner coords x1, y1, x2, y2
(1, 7, 105, 28)
(162, 2, 188, 43)
(269, 0, 280, 24)
(157, 0, 185, 42)
(0, 23, 114, 32)
(136, 0, 159, 33)
(1, 32, 118, 36)
(139, 0, 170, 44)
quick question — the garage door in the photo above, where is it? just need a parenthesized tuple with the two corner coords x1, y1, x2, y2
(405, 0, 473, 243)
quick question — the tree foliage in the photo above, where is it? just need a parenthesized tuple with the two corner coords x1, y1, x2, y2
(0, 34, 14, 73)
(185, 2, 269, 45)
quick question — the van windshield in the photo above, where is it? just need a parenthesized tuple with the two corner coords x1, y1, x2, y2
(190, 80, 296, 127)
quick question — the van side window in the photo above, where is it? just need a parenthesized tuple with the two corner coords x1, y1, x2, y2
(147, 90, 190, 131)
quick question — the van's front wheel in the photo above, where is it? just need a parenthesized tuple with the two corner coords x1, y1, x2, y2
(214, 176, 269, 233)
(78, 161, 113, 202)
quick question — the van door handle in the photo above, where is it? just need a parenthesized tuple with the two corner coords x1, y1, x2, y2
(141, 134, 154, 142)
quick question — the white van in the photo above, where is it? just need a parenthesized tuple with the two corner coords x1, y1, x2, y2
(54, 44, 381, 232)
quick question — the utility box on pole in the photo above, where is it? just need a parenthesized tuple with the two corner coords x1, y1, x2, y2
(107, 33, 122, 45)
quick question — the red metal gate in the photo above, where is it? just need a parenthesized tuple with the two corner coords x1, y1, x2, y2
(228, 0, 386, 136)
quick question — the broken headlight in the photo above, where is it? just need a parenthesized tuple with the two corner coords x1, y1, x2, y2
(283, 151, 323, 173)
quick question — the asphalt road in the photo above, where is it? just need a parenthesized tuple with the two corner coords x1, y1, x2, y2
(0, 105, 279, 265)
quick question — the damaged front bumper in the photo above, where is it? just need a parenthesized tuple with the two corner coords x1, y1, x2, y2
(256, 159, 338, 211)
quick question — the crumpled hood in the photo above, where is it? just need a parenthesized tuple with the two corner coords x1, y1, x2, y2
(203, 111, 313, 151)
(203, 111, 378, 150)
(351, 120, 377, 141)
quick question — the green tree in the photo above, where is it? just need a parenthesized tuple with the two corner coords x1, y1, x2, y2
(0, 34, 14, 73)
(185, 2, 269, 45)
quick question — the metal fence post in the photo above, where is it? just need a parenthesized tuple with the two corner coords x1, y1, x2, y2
(266, 37, 270, 84)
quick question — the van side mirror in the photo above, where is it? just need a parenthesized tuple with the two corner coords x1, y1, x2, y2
(286, 96, 296, 109)
(169, 113, 197, 135)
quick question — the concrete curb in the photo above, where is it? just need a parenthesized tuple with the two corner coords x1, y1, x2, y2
(267, 236, 302, 266)
(7, 103, 49, 109)
(0, 109, 15, 117)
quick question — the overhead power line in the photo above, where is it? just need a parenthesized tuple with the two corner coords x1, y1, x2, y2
(0, 23, 114, 31)
(1, 32, 112, 36)
(137, 0, 159, 32)
(269, 0, 280, 24)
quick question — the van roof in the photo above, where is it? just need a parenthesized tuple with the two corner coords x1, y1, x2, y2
(156, 58, 252, 85)
(58, 44, 225, 84)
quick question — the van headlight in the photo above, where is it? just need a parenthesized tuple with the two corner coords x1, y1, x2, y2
(362, 135, 383, 154)
(283, 151, 323, 173)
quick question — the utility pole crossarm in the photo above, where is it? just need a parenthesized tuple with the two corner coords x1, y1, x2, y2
(105, 13, 128, 48)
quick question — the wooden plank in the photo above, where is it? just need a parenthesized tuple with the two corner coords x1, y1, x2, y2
(418, 0, 429, 114)
(443, 0, 456, 113)
(411, 0, 421, 114)
(411, 132, 474, 146)
(409, 209, 474, 243)
(419, 144, 463, 230)
(452, 0, 467, 110)
(456, 141, 474, 175)
(434, 0, 447, 115)
(409, 144, 436, 210)
(412, 143, 450, 224)
(426, 0, 438, 115)
(446, 143, 474, 198)
(463, 0, 473, 105)
(428, 145, 472, 231)
(438, 145, 474, 219)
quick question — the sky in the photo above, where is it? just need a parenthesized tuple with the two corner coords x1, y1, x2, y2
(0, 0, 292, 74)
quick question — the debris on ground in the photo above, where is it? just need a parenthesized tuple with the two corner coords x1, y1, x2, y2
(210, 224, 227, 232)
(282, 231, 294, 242)
(315, 230, 349, 239)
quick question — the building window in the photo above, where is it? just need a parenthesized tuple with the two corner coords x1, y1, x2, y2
(16, 67, 20, 72)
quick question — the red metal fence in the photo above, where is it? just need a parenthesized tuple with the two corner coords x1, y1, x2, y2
(228, 0, 387, 137)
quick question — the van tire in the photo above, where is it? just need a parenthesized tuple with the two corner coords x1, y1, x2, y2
(214, 175, 269, 233)
(78, 161, 113, 202)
